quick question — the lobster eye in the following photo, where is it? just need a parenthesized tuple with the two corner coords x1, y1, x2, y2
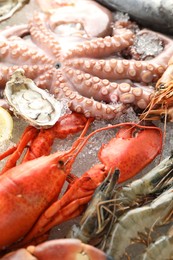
(58, 160, 64, 168)
(55, 62, 61, 69)
(132, 128, 140, 138)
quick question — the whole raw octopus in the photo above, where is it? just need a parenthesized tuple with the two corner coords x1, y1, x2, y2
(0, 0, 173, 120)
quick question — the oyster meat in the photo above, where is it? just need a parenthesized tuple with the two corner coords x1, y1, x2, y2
(0, 0, 29, 22)
(4, 69, 67, 128)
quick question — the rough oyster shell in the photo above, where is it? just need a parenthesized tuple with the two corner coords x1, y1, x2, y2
(4, 69, 66, 128)
(0, 0, 29, 22)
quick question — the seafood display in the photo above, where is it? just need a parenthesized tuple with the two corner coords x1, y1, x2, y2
(0, 121, 163, 252)
(95, 0, 173, 35)
(0, 0, 173, 259)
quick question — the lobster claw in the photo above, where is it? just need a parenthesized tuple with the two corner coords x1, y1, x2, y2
(98, 124, 163, 183)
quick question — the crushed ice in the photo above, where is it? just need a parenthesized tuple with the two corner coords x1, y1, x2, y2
(132, 32, 164, 60)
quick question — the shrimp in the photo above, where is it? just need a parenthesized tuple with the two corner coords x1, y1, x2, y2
(68, 155, 173, 251)
(67, 169, 119, 246)
(106, 186, 173, 259)
(116, 154, 173, 209)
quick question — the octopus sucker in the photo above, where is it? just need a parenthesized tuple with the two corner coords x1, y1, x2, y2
(132, 87, 142, 97)
(120, 93, 135, 104)
(119, 83, 131, 93)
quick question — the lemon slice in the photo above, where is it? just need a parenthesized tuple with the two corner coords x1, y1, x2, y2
(0, 107, 13, 142)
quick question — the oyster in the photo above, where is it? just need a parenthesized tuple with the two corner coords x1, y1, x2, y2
(0, 0, 29, 22)
(4, 69, 67, 128)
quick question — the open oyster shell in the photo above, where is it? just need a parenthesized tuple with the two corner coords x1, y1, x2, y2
(4, 69, 66, 128)
(0, 0, 29, 22)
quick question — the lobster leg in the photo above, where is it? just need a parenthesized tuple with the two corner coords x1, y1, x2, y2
(0, 112, 91, 173)
(0, 126, 39, 174)
(0, 146, 17, 161)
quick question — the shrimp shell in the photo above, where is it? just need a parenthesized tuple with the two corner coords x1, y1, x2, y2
(116, 155, 173, 208)
(137, 225, 173, 260)
(106, 186, 173, 259)
(67, 169, 119, 244)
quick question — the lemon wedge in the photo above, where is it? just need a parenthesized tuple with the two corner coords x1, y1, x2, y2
(0, 107, 13, 142)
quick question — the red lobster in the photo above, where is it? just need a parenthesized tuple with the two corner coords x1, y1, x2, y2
(0, 117, 163, 252)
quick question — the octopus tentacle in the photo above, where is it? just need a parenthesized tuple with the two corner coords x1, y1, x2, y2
(64, 29, 134, 59)
(0, 36, 53, 66)
(0, 65, 54, 89)
(63, 67, 154, 109)
(66, 58, 165, 83)
(29, 13, 61, 60)
(0, 24, 29, 38)
(63, 67, 117, 102)
(53, 72, 127, 119)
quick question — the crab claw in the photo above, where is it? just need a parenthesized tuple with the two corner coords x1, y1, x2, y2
(1, 239, 112, 260)
(27, 239, 111, 260)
